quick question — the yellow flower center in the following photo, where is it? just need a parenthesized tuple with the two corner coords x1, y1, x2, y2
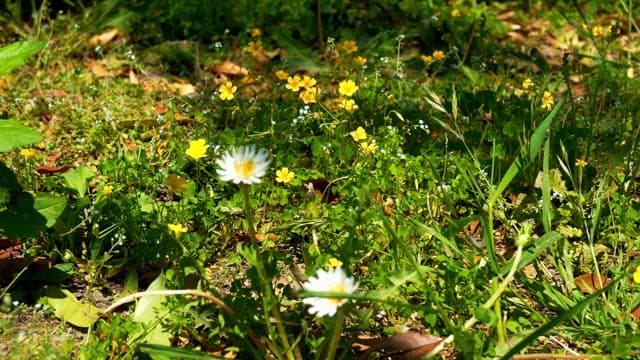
(236, 159, 256, 179)
(327, 284, 347, 305)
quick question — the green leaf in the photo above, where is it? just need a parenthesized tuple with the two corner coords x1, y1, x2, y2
(475, 306, 497, 327)
(0, 191, 47, 239)
(44, 285, 100, 328)
(132, 273, 172, 357)
(63, 166, 95, 197)
(0, 119, 43, 153)
(500, 231, 562, 276)
(138, 344, 224, 359)
(0, 40, 47, 75)
(34, 194, 67, 227)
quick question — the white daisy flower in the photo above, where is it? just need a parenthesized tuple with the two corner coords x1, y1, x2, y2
(302, 267, 359, 317)
(216, 145, 270, 184)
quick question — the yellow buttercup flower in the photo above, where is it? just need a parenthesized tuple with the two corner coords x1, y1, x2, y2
(286, 75, 304, 92)
(247, 40, 263, 57)
(219, 81, 237, 101)
(302, 75, 317, 89)
(432, 50, 445, 61)
(186, 139, 209, 160)
(575, 159, 588, 168)
(338, 98, 358, 112)
(634, 265, 640, 284)
(168, 223, 188, 238)
(360, 141, 377, 155)
(522, 78, 534, 90)
(354, 56, 367, 66)
(350, 127, 367, 141)
(451, 9, 461, 17)
(541, 91, 554, 110)
(276, 70, 289, 80)
(275, 167, 295, 183)
(326, 258, 343, 268)
(19, 148, 37, 159)
(250, 28, 262, 37)
(300, 87, 319, 104)
(421, 54, 433, 64)
(102, 185, 113, 196)
(340, 40, 358, 53)
(338, 79, 358, 97)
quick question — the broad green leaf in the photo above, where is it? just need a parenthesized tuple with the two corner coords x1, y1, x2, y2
(0, 120, 43, 153)
(0, 191, 47, 239)
(45, 286, 100, 328)
(0, 40, 47, 75)
(63, 166, 95, 197)
(132, 273, 172, 357)
(117, 267, 138, 300)
(34, 194, 67, 227)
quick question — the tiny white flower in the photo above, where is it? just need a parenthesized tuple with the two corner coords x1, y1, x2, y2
(302, 267, 359, 317)
(216, 145, 270, 184)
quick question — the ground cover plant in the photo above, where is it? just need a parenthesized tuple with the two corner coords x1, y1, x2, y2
(1, 0, 640, 359)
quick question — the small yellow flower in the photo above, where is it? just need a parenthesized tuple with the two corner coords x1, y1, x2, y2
(350, 127, 367, 141)
(360, 141, 377, 155)
(591, 25, 605, 37)
(102, 185, 113, 196)
(338, 79, 359, 97)
(432, 50, 445, 61)
(276, 70, 289, 80)
(168, 223, 188, 238)
(541, 91, 554, 110)
(247, 40, 263, 57)
(354, 56, 367, 66)
(186, 139, 209, 160)
(634, 265, 640, 284)
(19, 148, 37, 159)
(250, 28, 262, 37)
(421, 54, 433, 64)
(275, 167, 295, 183)
(451, 9, 461, 17)
(285, 75, 304, 92)
(522, 78, 534, 90)
(340, 40, 358, 53)
(575, 159, 588, 168)
(219, 81, 237, 101)
(338, 98, 358, 112)
(326, 258, 343, 268)
(300, 87, 319, 104)
(302, 75, 317, 89)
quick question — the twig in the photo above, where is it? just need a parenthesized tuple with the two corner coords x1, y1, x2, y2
(101, 289, 271, 356)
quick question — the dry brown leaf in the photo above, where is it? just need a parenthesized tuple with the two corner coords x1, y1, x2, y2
(128, 69, 139, 84)
(85, 59, 115, 77)
(255, 233, 277, 242)
(355, 332, 444, 360)
(214, 60, 249, 76)
(167, 82, 197, 96)
(574, 273, 610, 294)
(154, 102, 167, 115)
(173, 112, 192, 123)
(88, 28, 123, 46)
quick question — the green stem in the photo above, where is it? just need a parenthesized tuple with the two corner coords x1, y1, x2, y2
(240, 185, 295, 360)
(324, 307, 346, 360)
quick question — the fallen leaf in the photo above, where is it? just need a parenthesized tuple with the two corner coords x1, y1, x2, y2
(214, 60, 249, 76)
(128, 69, 139, 84)
(255, 233, 277, 242)
(88, 28, 123, 46)
(167, 82, 197, 96)
(173, 112, 192, 123)
(574, 273, 610, 294)
(85, 59, 115, 77)
(355, 331, 444, 360)
(45, 285, 100, 327)
(154, 102, 167, 114)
